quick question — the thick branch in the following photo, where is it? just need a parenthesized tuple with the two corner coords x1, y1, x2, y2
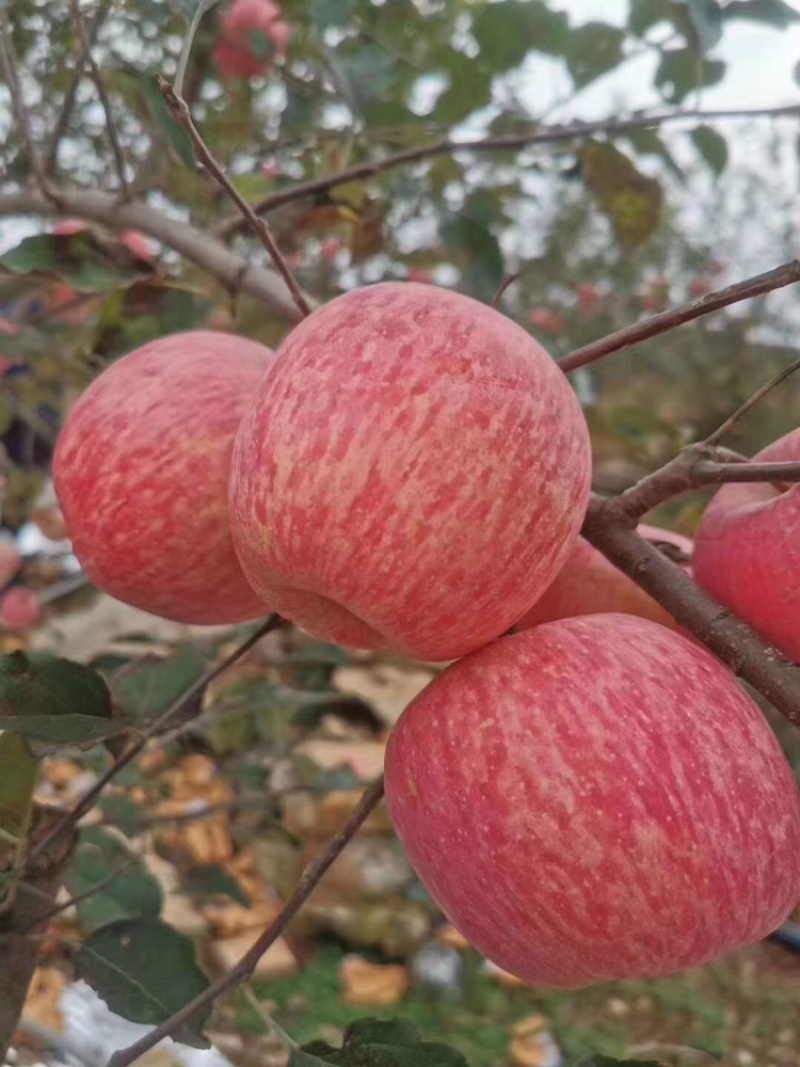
(108, 777, 386, 1067)
(159, 80, 310, 318)
(691, 459, 800, 484)
(0, 188, 306, 323)
(28, 616, 284, 866)
(560, 261, 800, 373)
(582, 496, 800, 726)
(215, 103, 800, 238)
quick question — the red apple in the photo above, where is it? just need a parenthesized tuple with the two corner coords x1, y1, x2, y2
(0, 587, 41, 632)
(120, 230, 155, 263)
(0, 318, 19, 336)
(213, 0, 290, 80)
(693, 427, 800, 662)
(527, 308, 564, 335)
(53, 330, 274, 624)
(516, 524, 693, 632)
(229, 282, 591, 661)
(406, 267, 433, 284)
(576, 282, 601, 314)
(53, 219, 88, 236)
(385, 614, 800, 988)
(689, 277, 713, 297)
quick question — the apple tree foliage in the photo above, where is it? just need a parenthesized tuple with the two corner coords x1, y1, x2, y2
(1, 0, 800, 1063)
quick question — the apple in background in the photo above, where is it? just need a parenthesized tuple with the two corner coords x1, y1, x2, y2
(53, 330, 274, 624)
(53, 219, 88, 236)
(230, 282, 591, 661)
(576, 282, 601, 314)
(516, 524, 693, 632)
(406, 267, 434, 284)
(119, 230, 155, 263)
(385, 614, 800, 989)
(527, 308, 564, 335)
(693, 427, 800, 662)
(0, 587, 41, 632)
(213, 0, 290, 80)
(0, 318, 19, 336)
(689, 276, 713, 297)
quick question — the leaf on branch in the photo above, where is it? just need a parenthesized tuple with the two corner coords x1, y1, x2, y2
(564, 23, 625, 87)
(182, 864, 252, 907)
(1, 234, 149, 293)
(471, 1, 570, 69)
(76, 918, 211, 1047)
(110, 646, 209, 730)
(441, 215, 504, 303)
(0, 651, 121, 749)
(683, 0, 724, 52)
(123, 68, 196, 169)
(0, 732, 38, 843)
(579, 142, 663, 250)
(655, 48, 725, 103)
(723, 0, 800, 27)
(309, 0, 357, 29)
(293, 1017, 470, 1066)
(333, 44, 398, 116)
(67, 827, 163, 931)
(690, 125, 728, 176)
(624, 128, 686, 183)
(629, 0, 677, 35)
(433, 48, 492, 125)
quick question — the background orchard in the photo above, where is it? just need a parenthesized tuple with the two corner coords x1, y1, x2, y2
(3, 1, 800, 1066)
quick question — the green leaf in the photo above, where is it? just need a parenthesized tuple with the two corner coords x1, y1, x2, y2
(690, 125, 728, 175)
(76, 919, 211, 1047)
(111, 647, 208, 729)
(624, 127, 686, 182)
(580, 142, 663, 249)
(655, 49, 725, 103)
(0, 652, 119, 748)
(1, 234, 147, 293)
(309, 0, 356, 28)
(67, 827, 163, 931)
(172, 0, 220, 17)
(294, 1018, 470, 1066)
(96, 793, 145, 836)
(128, 69, 195, 168)
(0, 733, 38, 841)
(433, 48, 493, 124)
(182, 864, 251, 907)
(333, 44, 398, 116)
(564, 23, 625, 87)
(683, 0, 724, 51)
(472, 1, 569, 69)
(723, 0, 800, 26)
(629, 0, 677, 35)
(441, 216, 504, 303)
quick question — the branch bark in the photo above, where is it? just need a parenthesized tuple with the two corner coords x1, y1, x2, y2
(214, 103, 800, 238)
(0, 189, 307, 323)
(559, 262, 800, 373)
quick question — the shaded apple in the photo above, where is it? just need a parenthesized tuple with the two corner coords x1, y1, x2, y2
(0, 587, 41, 632)
(53, 330, 274, 624)
(230, 282, 591, 661)
(693, 427, 800, 661)
(527, 308, 564, 335)
(516, 524, 693, 632)
(213, 0, 290, 80)
(385, 614, 800, 988)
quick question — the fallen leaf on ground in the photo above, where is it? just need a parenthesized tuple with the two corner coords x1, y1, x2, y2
(340, 955, 410, 1006)
(15, 967, 68, 1045)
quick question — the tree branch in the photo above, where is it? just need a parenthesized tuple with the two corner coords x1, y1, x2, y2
(559, 261, 800, 373)
(704, 357, 800, 445)
(0, 188, 308, 323)
(582, 497, 800, 726)
(158, 79, 311, 319)
(690, 459, 800, 484)
(69, 0, 128, 195)
(28, 616, 284, 867)
(0, 13, 51, 197)
(45, 1, 110, 178)
(107, 777, 386, 1067)
(214, 103, 800, 238)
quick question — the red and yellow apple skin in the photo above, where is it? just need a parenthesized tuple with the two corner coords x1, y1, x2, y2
(229, 282, 592, 661)
(516, 524, 693, 632)
(385, 614, 800, 988)
(693, 428, 800, 662)
(53, 331, 274, 624)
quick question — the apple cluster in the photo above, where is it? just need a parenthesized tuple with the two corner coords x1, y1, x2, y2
(53, 281, 800, 990)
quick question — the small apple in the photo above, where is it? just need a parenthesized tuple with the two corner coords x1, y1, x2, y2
(53, 219, 88, 237)
(53, 330, 274, 624)
(576, 282, 600, 314)
(0, 587, 41, 632)
(693, 427, 800, 661)
(0, 318, 19, 336)
(516, 524, 693, 632)
(406, 267, 434, 284)
(229, 282, 591, 661)
(689, 277, 713, 297)
(213, 0, 290, 80)
(527, 308, 564, 334)
(119, 230, 155, 263)
(385, 614, 800, 988)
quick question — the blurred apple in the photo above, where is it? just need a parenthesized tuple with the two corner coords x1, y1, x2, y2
(527, 308, 564, 334)
(213, 0, 290, 80)
(0, 587, 42, 632)
(576, 282, 601, 314)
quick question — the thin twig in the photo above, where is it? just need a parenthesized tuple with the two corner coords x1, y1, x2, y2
(0, 12, 51, 196)
(690, 459, 800, 484)
(559, 262, 800, 373)
(108, 777, 385, 1067)
(158, 79, 312, 319)
(214, 103, 800, 238)
(704, 358, 800, 445)
(45, 1, 110, 178)
(242, 985, 298, 1050)
(22, 859, 138, 933)
(69, 0, 128, 195)
(491, 273, 519, 310)
(27, 616, 284, 867)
